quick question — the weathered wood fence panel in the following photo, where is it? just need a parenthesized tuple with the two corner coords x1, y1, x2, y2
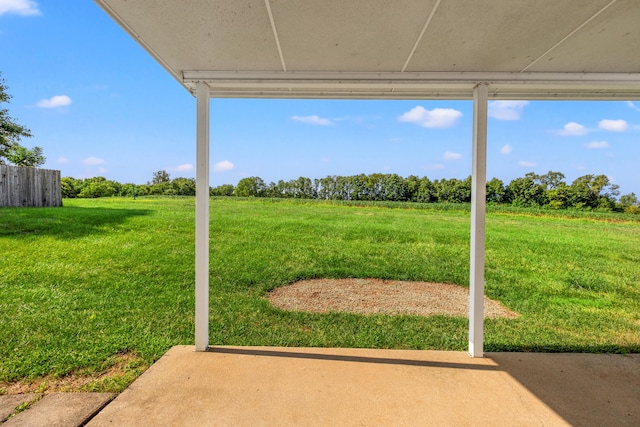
(0, 165, 62, 207)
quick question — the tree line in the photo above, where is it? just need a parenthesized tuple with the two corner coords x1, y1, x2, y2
(221, 171, 639, 213)
(61, 170, 196, 198)
(62, 169, 640, 214)
(4, 72, 638, 214)
(2, 73, 639, 214)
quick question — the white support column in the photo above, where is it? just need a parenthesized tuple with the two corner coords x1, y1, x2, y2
(469, 83, 488, 358)
(195, 82, 210, 352)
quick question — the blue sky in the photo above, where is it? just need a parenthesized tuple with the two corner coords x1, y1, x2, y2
(1, 1, 639, 196)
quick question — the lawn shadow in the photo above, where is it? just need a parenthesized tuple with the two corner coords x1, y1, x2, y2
(0, 206, 153, 239)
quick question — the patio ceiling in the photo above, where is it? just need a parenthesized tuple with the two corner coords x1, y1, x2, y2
(95, 0, 640, 100)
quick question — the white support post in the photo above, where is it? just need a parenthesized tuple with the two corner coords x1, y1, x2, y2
(469, 83, 488, 358)
(195, 82, 210, 351)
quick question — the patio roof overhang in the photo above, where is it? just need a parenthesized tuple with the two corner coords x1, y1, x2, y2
(94, 0, 640, 357)
(96, 0, 640, 100)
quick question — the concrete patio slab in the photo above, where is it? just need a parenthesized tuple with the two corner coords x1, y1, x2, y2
(5, 392, 114, 427)
(0, 394, 37, 422)
(488, 352, 639, 426)
(87, 345, 639, 426)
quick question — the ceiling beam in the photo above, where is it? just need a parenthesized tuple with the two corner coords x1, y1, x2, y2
(184, 70, 640, 82)
(183, 70, 640, 100)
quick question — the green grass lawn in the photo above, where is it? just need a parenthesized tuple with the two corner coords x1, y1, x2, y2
(1, 197, 639, 391)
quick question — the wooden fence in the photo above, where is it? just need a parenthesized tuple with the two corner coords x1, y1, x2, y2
(0, 165, 62, 207)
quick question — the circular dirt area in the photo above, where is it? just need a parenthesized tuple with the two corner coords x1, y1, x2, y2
(268, 278, 518, 319)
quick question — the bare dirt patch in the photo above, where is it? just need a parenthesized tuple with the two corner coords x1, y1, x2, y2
(0, 352, 147, 395)
(268, 278, 518, 319)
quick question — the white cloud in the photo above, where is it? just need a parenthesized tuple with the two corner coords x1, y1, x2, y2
(443, 151, 462, 160)
(584, 140, 610, 149)
(291, 115, 333, 126)
(213, 160, 234, 172)
(488, 101, 529, 120)
(558, 122, 588, 136)
(82, 156, 104, 166)
(398, 106, 462, 128)
(626, 101, 640, 112)
(98, 167, 108, 174)
(500, 144, 512, 154)
(55, 156, 69, 164)
(518, 161, 537, 168)
(174, 163, 194, 172)
(0, 0, 40, 16)
(425, 163, 445, 170)
(598, 119, 627, 132)
(36, 95, 72, 108)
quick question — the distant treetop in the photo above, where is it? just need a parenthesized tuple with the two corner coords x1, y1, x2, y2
(0, 72, 45, 167)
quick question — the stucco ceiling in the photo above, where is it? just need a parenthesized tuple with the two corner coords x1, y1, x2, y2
(95, 0, 640, 99)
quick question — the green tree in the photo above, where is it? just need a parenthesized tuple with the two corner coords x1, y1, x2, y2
(119, 183, 138, 197)
(61, 177, 82, 198)
(211, 184, 234, 196)
(415, 177, 433, 203)
(546, 185, 572, 210)
(5, 145, 45, 167)
(486, 178, 506, 203)
(77, 177, 118, 198)
(1, 73, 45, 167)
(618, 192, 640, 214)
(315, 176, 337, 200)
(150, 170, 171, 185)
(618, 192, 638, 208)
(147, 170, 172, 194)
(235, 176, 265, 197)
(380, 174, 409, 201)
(334, 175, 350, 200)
(522, 171, 566, 208)
(405, 175, 420, 202)
(172, 177, 196, 196)
(349, 174, 368, 200)
(294, 176, 314, 198)
(536, 171, 566, 190)
(135, 184, 151, 196)
(364, 174, 383, 201)
(433, 177, 471, 203)
(569, 174, 619, 210)
(506, 176, 547, 207)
